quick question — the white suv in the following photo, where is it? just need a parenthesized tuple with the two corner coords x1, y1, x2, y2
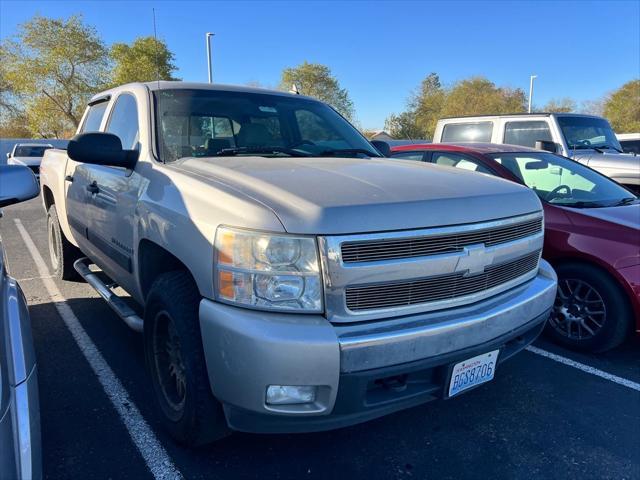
(433, 114, 640, 194)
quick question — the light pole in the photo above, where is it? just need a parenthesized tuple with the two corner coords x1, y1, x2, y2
(528, 75, 537, 113)
(206, 32, 215, 83)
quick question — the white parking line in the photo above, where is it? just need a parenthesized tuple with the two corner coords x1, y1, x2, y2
(526, 345, 640, 392)
(14, 219, 183, 480)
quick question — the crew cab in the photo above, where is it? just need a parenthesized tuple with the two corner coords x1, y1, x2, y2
(40, 82, 557, 446)
(433, 114, 640, 194)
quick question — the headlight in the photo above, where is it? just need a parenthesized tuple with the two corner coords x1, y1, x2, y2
(214, 226, 322, 312)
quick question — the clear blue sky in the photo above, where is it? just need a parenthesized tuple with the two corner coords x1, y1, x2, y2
(1, 0, 638, 129)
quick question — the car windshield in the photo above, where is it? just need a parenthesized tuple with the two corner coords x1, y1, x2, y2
(153, 88, 380, 162)
(489, 151, 637, 207)
(14, 145, 51, 157)
(557, 116, 622, 151)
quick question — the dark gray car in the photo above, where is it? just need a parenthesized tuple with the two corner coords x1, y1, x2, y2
(0, 165, 41, 479)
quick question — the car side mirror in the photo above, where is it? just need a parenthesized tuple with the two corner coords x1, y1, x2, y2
(371, 140, 391, 157)
(6, 152, 10, 159)
(535, 140, 557, 153)
(0, 165, 39, 208)
(67, 132, 138, 168)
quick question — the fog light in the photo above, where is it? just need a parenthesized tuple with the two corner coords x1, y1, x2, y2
(266, 385, 317, 405)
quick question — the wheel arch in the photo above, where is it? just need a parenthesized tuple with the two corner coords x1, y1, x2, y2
(547, 255, 638, 327)
(137, 239, 200, 302)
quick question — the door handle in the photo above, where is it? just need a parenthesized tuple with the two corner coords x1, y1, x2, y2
(65, 175, 74, 182)
(86, 182, 100, 194)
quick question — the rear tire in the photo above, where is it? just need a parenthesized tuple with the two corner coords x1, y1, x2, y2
(144, 270, 229, 446)
(546, 263, 632, 353)
(47, 204, 82, 281)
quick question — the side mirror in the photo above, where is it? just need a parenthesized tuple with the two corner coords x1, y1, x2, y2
(0, 165, 39, 208)
(6, 152, 10, 159)
(535, 140, 557, 153)
(371, 140, 391, 157)
(67, 132, 138, 168)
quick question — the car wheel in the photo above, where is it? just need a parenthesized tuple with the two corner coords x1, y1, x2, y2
(47, 205, 81, 280)
(546, 263, 632, 353)
(144, 270, 229, 446)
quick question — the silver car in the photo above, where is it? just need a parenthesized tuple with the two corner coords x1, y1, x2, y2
(0, 165, 42, 479)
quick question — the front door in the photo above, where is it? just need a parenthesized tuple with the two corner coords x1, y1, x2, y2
(83, 92, 142, 290)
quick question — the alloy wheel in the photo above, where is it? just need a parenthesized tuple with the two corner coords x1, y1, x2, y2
(550, 278, 607, 341)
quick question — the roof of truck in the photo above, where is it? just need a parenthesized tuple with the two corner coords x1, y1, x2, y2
(438, 113, 602, 120)
(89, 81, 316, 104)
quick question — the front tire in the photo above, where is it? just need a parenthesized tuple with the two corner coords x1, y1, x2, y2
(546, 263, 632, 353)
(47, 205, 82, 280)
(144, 271, 229, 446)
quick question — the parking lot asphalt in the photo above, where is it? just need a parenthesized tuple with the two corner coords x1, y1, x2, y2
(2, 197, 639, 480)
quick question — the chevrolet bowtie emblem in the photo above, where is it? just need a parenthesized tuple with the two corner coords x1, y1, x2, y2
(456, 244, 494, 276)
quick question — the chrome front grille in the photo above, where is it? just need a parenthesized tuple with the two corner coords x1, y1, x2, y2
(341, 217, 542, 263)
(319, 212, 545, 323)
(345, 250, 540, 312)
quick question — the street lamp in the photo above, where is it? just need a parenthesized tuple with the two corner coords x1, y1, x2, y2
(528, 75, 537, 113)
(206, 32, 215, 83)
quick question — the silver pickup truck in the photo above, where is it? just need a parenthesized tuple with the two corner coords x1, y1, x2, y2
(40, 82, 557, 445)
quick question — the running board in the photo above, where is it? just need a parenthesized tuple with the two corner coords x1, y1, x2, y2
(73, 257, 144, 333)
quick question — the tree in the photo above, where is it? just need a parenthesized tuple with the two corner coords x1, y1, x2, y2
(2, 15, 109, 137)
(279, 61, 355, 120)
(542, 97, 576, 113)
(603, 79, 640, 133)
(384, 112, 421, 139)
(385, 74, 525, 140)
(110, 36, 178, 86)
(440, 77, 526, 118)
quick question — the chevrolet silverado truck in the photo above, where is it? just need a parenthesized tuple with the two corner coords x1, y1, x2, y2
(433, 113, 640, 194)
(40, 82, 557, 446)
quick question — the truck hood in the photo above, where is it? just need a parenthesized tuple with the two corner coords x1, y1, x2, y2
(175, 156, 541, 234)
(572, 151, 640, 170)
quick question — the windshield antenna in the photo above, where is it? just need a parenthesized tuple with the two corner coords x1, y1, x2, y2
(152, 8, 161, 89)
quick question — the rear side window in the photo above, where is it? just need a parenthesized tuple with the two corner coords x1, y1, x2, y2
(504, 121, 553, 148)
(432, 152, 492, 174)
(391, 151, 425, 161)
(105, 94, 140, 150)
(441, 122, 493, 142)
(81, 102, 109, 133)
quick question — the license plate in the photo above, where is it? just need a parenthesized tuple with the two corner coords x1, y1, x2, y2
(448, 350, 500, 397)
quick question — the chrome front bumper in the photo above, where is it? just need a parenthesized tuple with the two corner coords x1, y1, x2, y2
(199, 259, 557, 422)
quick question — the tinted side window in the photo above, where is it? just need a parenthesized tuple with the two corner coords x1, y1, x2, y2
(504, 121, 553, 148)
(441, 122, 493, 142)
(81, 102, 108, 133)
(620, 139, 640, 154)
(106, 94, 139, 149)
(391, 151, 425, 161)
(432, 152, 492, 174)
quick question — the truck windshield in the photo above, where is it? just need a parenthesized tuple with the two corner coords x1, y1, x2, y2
(489, 151, 636, 207)
(557, 116, 622, 151)
(153, 88, 380, 162)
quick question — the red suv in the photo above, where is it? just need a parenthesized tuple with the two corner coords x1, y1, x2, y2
(391, 142, 640, 352)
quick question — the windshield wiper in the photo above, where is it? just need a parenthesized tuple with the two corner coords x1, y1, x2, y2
(317, 148, 380, 158)
(552, 200, 606, 208)
(592, 144, 623, 154)
(614, 197, 638, 206)
(215, 146, 311, 157)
